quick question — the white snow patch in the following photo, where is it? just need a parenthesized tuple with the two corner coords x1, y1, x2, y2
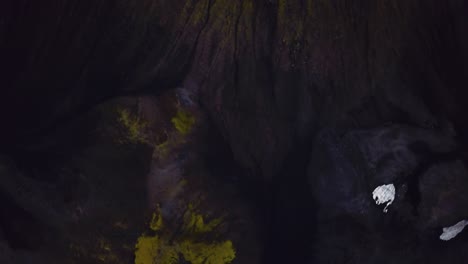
(440, 220, 468, 241)
(372, 184, 395, 213)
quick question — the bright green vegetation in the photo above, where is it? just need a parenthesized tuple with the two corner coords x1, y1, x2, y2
(135, 205, 235, 264)
(183, 209, 222, 234)
(135, 236, 178, 264)
(117, 108, 150, 144)
(178, 240, 236, 264)
(115, 103, 196, 158)
(171, 109, 196, 135)
(149, 206, 164, 231)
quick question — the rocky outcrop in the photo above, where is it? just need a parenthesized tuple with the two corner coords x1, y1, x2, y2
(1, 0, 468, 263)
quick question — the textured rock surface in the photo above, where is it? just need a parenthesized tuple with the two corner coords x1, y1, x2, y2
(1, 0, 468, 263)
